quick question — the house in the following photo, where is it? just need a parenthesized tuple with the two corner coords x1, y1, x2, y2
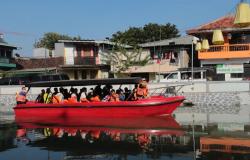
(0, 33, 17, 74)
(187, 14, 250, 81)
(14, 40, 128, 80)
(121, 35, 199, 82)
(54, 40, 121, 80)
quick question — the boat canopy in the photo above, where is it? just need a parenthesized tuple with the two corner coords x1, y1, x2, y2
(25, 77, 142, 88)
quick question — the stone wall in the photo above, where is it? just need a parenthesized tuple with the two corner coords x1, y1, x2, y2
(176, 92, 241, 114)
(0, 95, 36, 114)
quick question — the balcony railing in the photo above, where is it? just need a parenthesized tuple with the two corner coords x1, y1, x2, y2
(0, 57, 10, 63)
(74, 56, 96, 65)
(199, 44, 250, 59)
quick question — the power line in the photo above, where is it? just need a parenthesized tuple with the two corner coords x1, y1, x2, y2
(0, 29, 37, 37)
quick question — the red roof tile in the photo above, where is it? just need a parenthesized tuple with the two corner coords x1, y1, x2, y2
(14, 57, 64, 70)
(187, 15, 237, 34)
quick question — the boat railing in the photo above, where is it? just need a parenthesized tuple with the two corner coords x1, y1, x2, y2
(149, 84, 186, 97)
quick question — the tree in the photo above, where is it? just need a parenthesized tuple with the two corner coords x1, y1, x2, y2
(110, 23, 180, 46)
(34, 32, 81, 50)
(101, 43, 150, 73)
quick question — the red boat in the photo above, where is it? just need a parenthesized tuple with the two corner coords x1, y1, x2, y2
(14, 78, 185, 118)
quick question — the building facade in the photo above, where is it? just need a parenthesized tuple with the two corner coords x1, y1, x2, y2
(187, 15, 250, 81)
(122, 36, 199, 82)
(0, 34, 17, 75)
(54, 40, 115, 80)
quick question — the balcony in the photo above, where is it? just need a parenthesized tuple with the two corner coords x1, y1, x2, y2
(199, 44, 250, 59)
(0, 57, 16, 68)
(74, 56, 96, 65)
(0, 57, 9, 63)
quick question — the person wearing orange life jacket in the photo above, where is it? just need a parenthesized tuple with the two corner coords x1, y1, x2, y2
(136, 84, 148, 99)
(68, 89, 78, 103)
(90, 92, 101, 102)
(52, 88, 59, 104)
(80, 87, 89, 102)
(52, 95, 60, 104)
(16, 87, 28, 104)
(136, 78, 148, 99)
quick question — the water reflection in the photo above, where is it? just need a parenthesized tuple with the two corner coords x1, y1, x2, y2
(13, 116, 191, 160)
(0, 109, 250, 159)
(15, 116, 184, 151)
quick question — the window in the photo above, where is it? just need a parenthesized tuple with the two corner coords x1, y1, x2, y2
(0, 49, 5, 57)
(231, 73, 243, 78)
(168, 73, 178, 79)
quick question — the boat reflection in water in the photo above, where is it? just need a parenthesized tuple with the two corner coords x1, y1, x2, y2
(11, 112, 250, 160)
(15, 115, 187, 159)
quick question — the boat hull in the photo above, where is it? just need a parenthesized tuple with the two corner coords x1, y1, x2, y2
(14, 96, 184, 118)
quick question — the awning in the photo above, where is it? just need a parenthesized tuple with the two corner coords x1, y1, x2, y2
(0, 63, 16, 68)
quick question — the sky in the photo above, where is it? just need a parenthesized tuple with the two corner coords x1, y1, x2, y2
(0, 0, 240, 56)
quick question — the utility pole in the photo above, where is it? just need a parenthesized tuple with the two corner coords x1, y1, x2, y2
(158, 28, 162, 82)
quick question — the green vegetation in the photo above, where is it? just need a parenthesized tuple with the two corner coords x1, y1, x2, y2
(110, 23, 180, 46)
(34, 32, 81, 50)
(101, 43, 151, 73)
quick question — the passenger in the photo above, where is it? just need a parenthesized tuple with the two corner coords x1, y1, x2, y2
(124, 87, 131, 100)
(52, 88, 60, 104)
(90, 92, 100, 102)
(80, 87, 89, 102)
(94, 85, 102, 99)
(102, 94, 110, 102)
(136, 79, 148, 99)
(102, 86, 110, 100)
(63, 88, 70, 100)
(116, 89, 125, 101)
(16, 87, 28, 104)
(86, 88, 94, 101)
(109, 89, 119, 102)
(69, 87, 74, 95)
(141, 78, 149, 97)
(35, 89, 45, 103)
(68, 88, 78, 103)
(57, 87, 64, 102)
(126, 88, 138, 101)
(43, 88, 52, 104)
(52, 88, 59, 96)
(126, 84, 138, 101)
(73, 88, 80, 101)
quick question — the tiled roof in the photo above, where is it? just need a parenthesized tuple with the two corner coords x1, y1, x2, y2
(186, 14, 247, 34)
(139, 35, 198, 47)
(14, 57, 64, 69)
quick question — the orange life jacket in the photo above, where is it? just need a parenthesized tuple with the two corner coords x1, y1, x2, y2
(63, 99, 69, 103)
(16, 92, 26, 102)
(52, 95, 60, 104)
(68, 97, 78, 103)
(90, 96, 100, 102)
(80, 98, 89, 103)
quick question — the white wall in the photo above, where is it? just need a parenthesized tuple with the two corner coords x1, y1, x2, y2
(2, 81, 250, 95)
(33, 48, 54, 58)
(54, 43, 65, 57)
